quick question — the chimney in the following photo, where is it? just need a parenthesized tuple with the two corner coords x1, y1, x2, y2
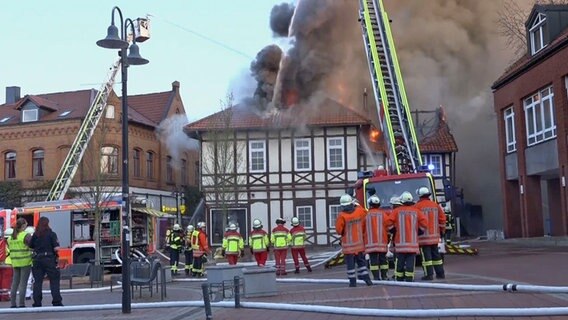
(6, 86, 21, 104)
(172, 81, 180, 93)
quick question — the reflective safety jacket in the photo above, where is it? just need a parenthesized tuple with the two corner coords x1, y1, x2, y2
(415, 198, 447, 245)
(335, 206, 367, 255)
(167, 230, 184, 251)
(184, 232, 192, 250)
(191, 230, 209, 257)
(290, 225, 307, 248)
(249, 229, 269, 252)
(7, 232, 32, 267)
(365, 207, 390, 253)
(386, 205, 428, 254)
(222, 230, 244, 254)
(271, 225, 291, 250)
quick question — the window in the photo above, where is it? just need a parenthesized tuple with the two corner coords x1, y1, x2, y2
(524, 86, 556, 146)
(329, 204, 341, 228)
(504, 107, 516, 153)
(423, 154, 443, 176)
(4, 152, 16, 179)
(32, 149, 45, 178)
(105, 105, 115, 119)
(146, 151, 155, 179)
(166, 156, 173, 183)
(296, 206, 313, 229)
(133, 149, 141, 177)
(327, 137, 344, 170)
(249, 140, 266, 173)
(294, 138, 311, 171)
(100, 146, 118, 175)
(181, 159, 188, 186)
(530, 13, 548, 55)
(22, 109, 38, 122)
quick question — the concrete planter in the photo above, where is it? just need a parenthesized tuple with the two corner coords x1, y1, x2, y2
(206, 264, 244, 285)
(242, 266, 277, 298)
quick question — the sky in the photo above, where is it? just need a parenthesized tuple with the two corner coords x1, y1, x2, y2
(0, 0, 285, 122)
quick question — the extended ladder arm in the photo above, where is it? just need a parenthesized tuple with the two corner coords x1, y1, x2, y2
(359, 0, 422, 174)
(46, 60, 121, 201)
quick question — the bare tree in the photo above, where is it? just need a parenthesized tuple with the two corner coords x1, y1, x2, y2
(498, 0, 568, 57)
(201, 93, 246, 230)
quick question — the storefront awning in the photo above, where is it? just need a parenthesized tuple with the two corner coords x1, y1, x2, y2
(132, 207, 170, 217)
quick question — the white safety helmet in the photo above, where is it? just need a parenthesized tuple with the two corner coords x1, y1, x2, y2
(197, 221, 206, 229)
(291, 217, 300, 226)
(228, 223, 237, 231)
(340, 194, 354, 206)
(4, 228, 13, 238)
(399, 191, 414, 204)
(253, 219, 262, 229)
(390, 196, 402, 206)
(417, 186, 431, 197)
(186, 225, 194, 233)
(25, 226, 35, 235)
(173, 223, 181, 231)
(367, 195, 381, 207)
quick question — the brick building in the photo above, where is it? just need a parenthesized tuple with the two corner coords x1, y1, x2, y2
(0, 81, 198, 212)
(492, 4, 568, 237)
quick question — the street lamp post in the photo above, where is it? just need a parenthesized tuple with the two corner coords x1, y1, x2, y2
(97, 6, 149, 314)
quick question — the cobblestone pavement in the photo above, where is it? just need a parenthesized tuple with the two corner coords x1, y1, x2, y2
(1, 240, 568, 320)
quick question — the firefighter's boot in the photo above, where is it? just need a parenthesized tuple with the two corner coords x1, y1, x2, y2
(349, 278, 357, 287)
(306, 265, 312, 272)
(294, 267, 300, 274)
(395, 276, 405, 282)
(364, 275, 373, 286)
(185, 269, 190, 276)
(405, 277, 414, 282)
(380, 270, 389, 281)
(372, 270, 381, 280)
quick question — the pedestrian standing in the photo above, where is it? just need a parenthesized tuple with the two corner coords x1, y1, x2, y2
(191, 222, 210, 277)
(184, 225, 194, 276)
(365, 195, 390, 280)
(335, 194, 373, 287)
(222, 223, 244, 265)
(385, 191, 428, 282)
(271, 218, 291, 276)
(7, 218, 32, 308)
(29, 216, 63, 307)
(249, 219, 269, 266)
(290, 217, 312, 274)
(415, 187, 446, 280)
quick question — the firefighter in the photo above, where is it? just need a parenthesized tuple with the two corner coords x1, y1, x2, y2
(222, 223, 244, 265)
(290, 217, 312, 274)
(444, 206, 454, 245)
(385, 191, 428, 282)
(416, 187, 446, 280)
(271, 218, 291, 276)
(249, 219, 269, 266)
(0, 228, 13, 302)
(336, 194, 373, 287)
(365, 195, 390, 280)
(184, 225, 194, 276)
(191, 222, 210, 277)
(167, 224, 183, 276)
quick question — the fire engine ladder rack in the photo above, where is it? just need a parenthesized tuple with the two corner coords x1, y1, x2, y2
(359, 0, 422, 174)
(46, 59, 121, 201)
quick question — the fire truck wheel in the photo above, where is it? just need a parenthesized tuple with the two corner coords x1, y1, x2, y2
(77, 252, 95, 264)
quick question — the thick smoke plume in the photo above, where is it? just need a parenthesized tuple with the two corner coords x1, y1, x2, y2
(156, 114, 199, 170)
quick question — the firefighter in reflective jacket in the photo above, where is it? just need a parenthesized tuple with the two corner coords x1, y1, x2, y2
(191, 222, 210, 277)
(290, 217, 312, 274)
(167, 224, 183, 276)
(336, 194, 373, 287)
(444, 206, 454, 244)
(222, 223, 244, 265)
(249, 219, 269, 266)
(365, 195, 390, 280)
(271, 218, 291, 276)
(184, 225, 194, 276)
(385, 191, 428, 282)
(416, 187, 446, 280)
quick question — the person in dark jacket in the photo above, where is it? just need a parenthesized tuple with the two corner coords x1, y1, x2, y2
(29, 217, 63, 307)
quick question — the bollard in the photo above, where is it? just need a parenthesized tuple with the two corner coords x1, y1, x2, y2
(201, 283, 212, 320)
(234, 276, 240, 308)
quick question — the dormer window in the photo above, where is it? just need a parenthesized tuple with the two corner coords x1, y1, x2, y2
(22, 109, 38, 122)
(530, 13, 548, 55)
(105, 105, 115, 119)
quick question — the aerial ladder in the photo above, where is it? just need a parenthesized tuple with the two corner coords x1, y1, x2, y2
(46, 60, 121, 201)
(359, 0, 422, 174)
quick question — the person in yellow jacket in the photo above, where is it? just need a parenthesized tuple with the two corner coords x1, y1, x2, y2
(166, 224, 183, 276)
(249, 219, 269, 266)
(183, 225, 194, 276)
(271, 218, 291, 276)
(7, 218, 32, 308)
(222, 223, 244, 265)
(0, 228, 13, 302)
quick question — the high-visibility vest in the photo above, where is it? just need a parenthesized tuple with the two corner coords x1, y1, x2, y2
(416, 199, 447, 245)
(271, 226, 290, 249)
(336, 206, 367, 254)
(249, 230, 269, 252)
(222, 231, 244, 254)
(387, 206, 428, 253)
(365, 207, 390, 253)
(290, 226, 307, 248)
(191, 230, 204, 256)
(168, 231, 183, 250)
(7, 232, 32, 267)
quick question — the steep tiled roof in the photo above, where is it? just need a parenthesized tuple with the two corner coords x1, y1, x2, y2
(185, 98, 370, 131)
(127, 91, 173, 124)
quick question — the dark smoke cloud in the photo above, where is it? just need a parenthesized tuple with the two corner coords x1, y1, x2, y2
(250, 44, 283, 111)
(270, 3, 295, 37)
